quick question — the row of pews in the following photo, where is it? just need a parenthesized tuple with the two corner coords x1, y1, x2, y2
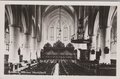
(97, 63, 116, 76)
(76, 60, 99, 75)
(5, 59, 57, 75)
(59, 59, 116, 76)
(59, 60, 87, 75)
(21, 60, 56, 75)
(76, 60, 116, 76)
(5, 59, 116, 76)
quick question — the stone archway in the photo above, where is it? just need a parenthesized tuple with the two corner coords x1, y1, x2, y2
(106, 6, 117, 61)
(104, 6, 117, 63)
(41, 6, 75, 46)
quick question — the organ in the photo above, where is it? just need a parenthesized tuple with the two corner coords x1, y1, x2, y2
(41, 40, 77, 59)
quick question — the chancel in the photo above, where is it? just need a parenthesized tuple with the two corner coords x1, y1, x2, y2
(4, 5, 117, 76)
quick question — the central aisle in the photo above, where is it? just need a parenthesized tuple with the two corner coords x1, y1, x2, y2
(53, 63, 59, 75)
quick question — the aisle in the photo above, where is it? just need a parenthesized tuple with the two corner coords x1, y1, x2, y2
(53, 63, 59, 75)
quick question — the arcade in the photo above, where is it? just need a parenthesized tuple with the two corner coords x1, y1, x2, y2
(4, 5, 117, 76)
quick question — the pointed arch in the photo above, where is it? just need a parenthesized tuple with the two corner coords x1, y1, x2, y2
(107, 6, 117, 28)
(42, 6, 75, 45)
(5, 5, 13, 25)
(93, 12, 99, 36)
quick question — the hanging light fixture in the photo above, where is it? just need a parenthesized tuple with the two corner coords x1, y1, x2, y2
(59, 6, 61, 35)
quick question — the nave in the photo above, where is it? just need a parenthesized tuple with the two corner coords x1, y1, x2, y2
(4, 5, 117, 76)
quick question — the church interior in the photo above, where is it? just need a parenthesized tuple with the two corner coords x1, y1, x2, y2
(4, 5, 117, 76)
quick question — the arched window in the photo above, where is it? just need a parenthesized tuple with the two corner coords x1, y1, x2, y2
(49, 26, 54, 41)
(63, 26, 68, 41)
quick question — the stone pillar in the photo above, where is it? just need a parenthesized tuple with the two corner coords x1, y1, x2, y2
(22, 34, 31, 61)
(9, 25, 15, 63)
(19, 32, 24, 57)
(104, 27, 111, 64)
(30, 37, 37, 60)
(106, 27, 111, 48)
(9, 24, 21, 72)
(36, 41, 41, 58)
(99, 28, 106, 63)
(90, 35, 96, 61)
(9, 25, 20, 64)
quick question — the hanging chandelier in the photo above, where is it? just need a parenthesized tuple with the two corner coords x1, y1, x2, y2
(59, 6, 61, 35)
